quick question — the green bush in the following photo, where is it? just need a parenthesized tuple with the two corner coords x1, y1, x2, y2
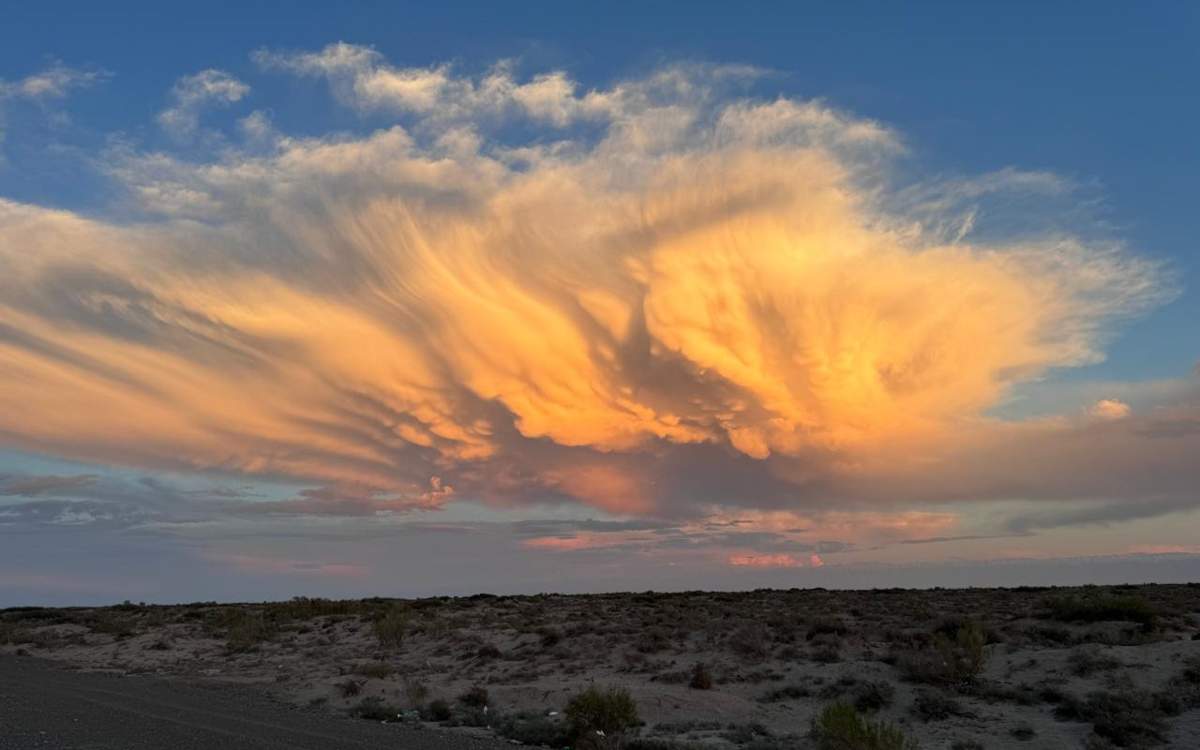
(497, 711, 572, 748)
(566, 685, 640, 749)
(373, 605, 408, 649)
(812, 702, 919, 750)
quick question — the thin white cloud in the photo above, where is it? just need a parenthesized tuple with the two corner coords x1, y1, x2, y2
(253, 43, 769, 133)
(0, 63, 107, 101)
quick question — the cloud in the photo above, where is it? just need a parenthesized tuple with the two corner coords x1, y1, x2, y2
(0, 63, 107, 101)
(206, 552, 367, 577)
(157, 69, 249, 137)
(1087, 398, 1131, 420)
(253, 43, 767, 131)
(728, 553, 806, 568)
(0, 473, 96, 496)
(1004, 495, 1200, 533)
(0, 51, 1185, 520)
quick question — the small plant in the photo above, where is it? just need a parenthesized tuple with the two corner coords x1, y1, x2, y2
(689, 663, 713, 690)
(910, 689, 968, 722)
(565, 685, 640, 750)
(349, 696, 401, 721)
(336, 678, 363, 698)
(1067, 646, 1122, 677)
(729, 623, 770, 661)
(424, 698, 452, 721)
(720, 722, 771, 744)
(812, 644, 842, 664)
(807, 618, 848, 640)
(761, 684, 811, 703)
(457, 685, 489, 708)
(538, 626, 562, 648)
(1166, 655, 1200, 711)
(224, 610, 277, 653)
(811, 702, 918, 750)
(0, 623, 32, 645)
(87, 612, 138, 639)
(497, 711, 572, 748)
(403, 677, 429, 706)
(476, 643, 502, 659)
(852, 681, 895, 713)
(353, 661, 394, 679)
(1054, 690, 1168, 747)
(900, 621, 987, 686)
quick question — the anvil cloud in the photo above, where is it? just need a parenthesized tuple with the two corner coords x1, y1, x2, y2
(0, 46, 1189, 522)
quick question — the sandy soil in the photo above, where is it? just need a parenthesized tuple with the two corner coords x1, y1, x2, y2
(3, 584, 1199, 749)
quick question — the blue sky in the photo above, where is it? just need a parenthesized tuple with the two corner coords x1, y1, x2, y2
(1, 2, 1198, 604)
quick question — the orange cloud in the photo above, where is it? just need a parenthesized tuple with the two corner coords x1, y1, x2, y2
(0, 56, 1173, 518)
(1088, 398, 1132, 420)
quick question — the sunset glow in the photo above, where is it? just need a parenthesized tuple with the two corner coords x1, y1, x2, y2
(2, 6, 1198, 603)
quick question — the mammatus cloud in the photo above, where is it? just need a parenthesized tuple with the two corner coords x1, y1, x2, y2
(0, 44, 1191, 521)
(157, 69, 249, 137)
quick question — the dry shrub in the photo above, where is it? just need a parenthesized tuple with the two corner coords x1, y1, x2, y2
(373, 605, 408, 649)
(900, 621, 987, 686)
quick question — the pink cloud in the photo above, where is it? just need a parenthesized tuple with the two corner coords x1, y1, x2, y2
(728, 553, 806, 568)
(520, 530, 655, 551)
(1124, 544, 1200, 555)
(522, 535, 598, 551)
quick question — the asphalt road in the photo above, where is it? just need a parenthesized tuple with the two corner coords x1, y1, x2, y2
(0, 655, 512, 750)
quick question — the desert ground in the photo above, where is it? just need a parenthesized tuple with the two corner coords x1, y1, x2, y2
(3, 584, 1199, 749)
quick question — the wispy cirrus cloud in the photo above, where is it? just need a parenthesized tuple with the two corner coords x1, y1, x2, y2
(0, 43, 1190, 530)
(157, 69, 249, 138)
(0, 62, 107, 101)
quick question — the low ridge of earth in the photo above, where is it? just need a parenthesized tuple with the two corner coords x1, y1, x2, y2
(3, 584, 1200, 749)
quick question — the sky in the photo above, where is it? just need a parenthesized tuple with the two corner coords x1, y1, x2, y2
(1, 2, 1199, 606)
